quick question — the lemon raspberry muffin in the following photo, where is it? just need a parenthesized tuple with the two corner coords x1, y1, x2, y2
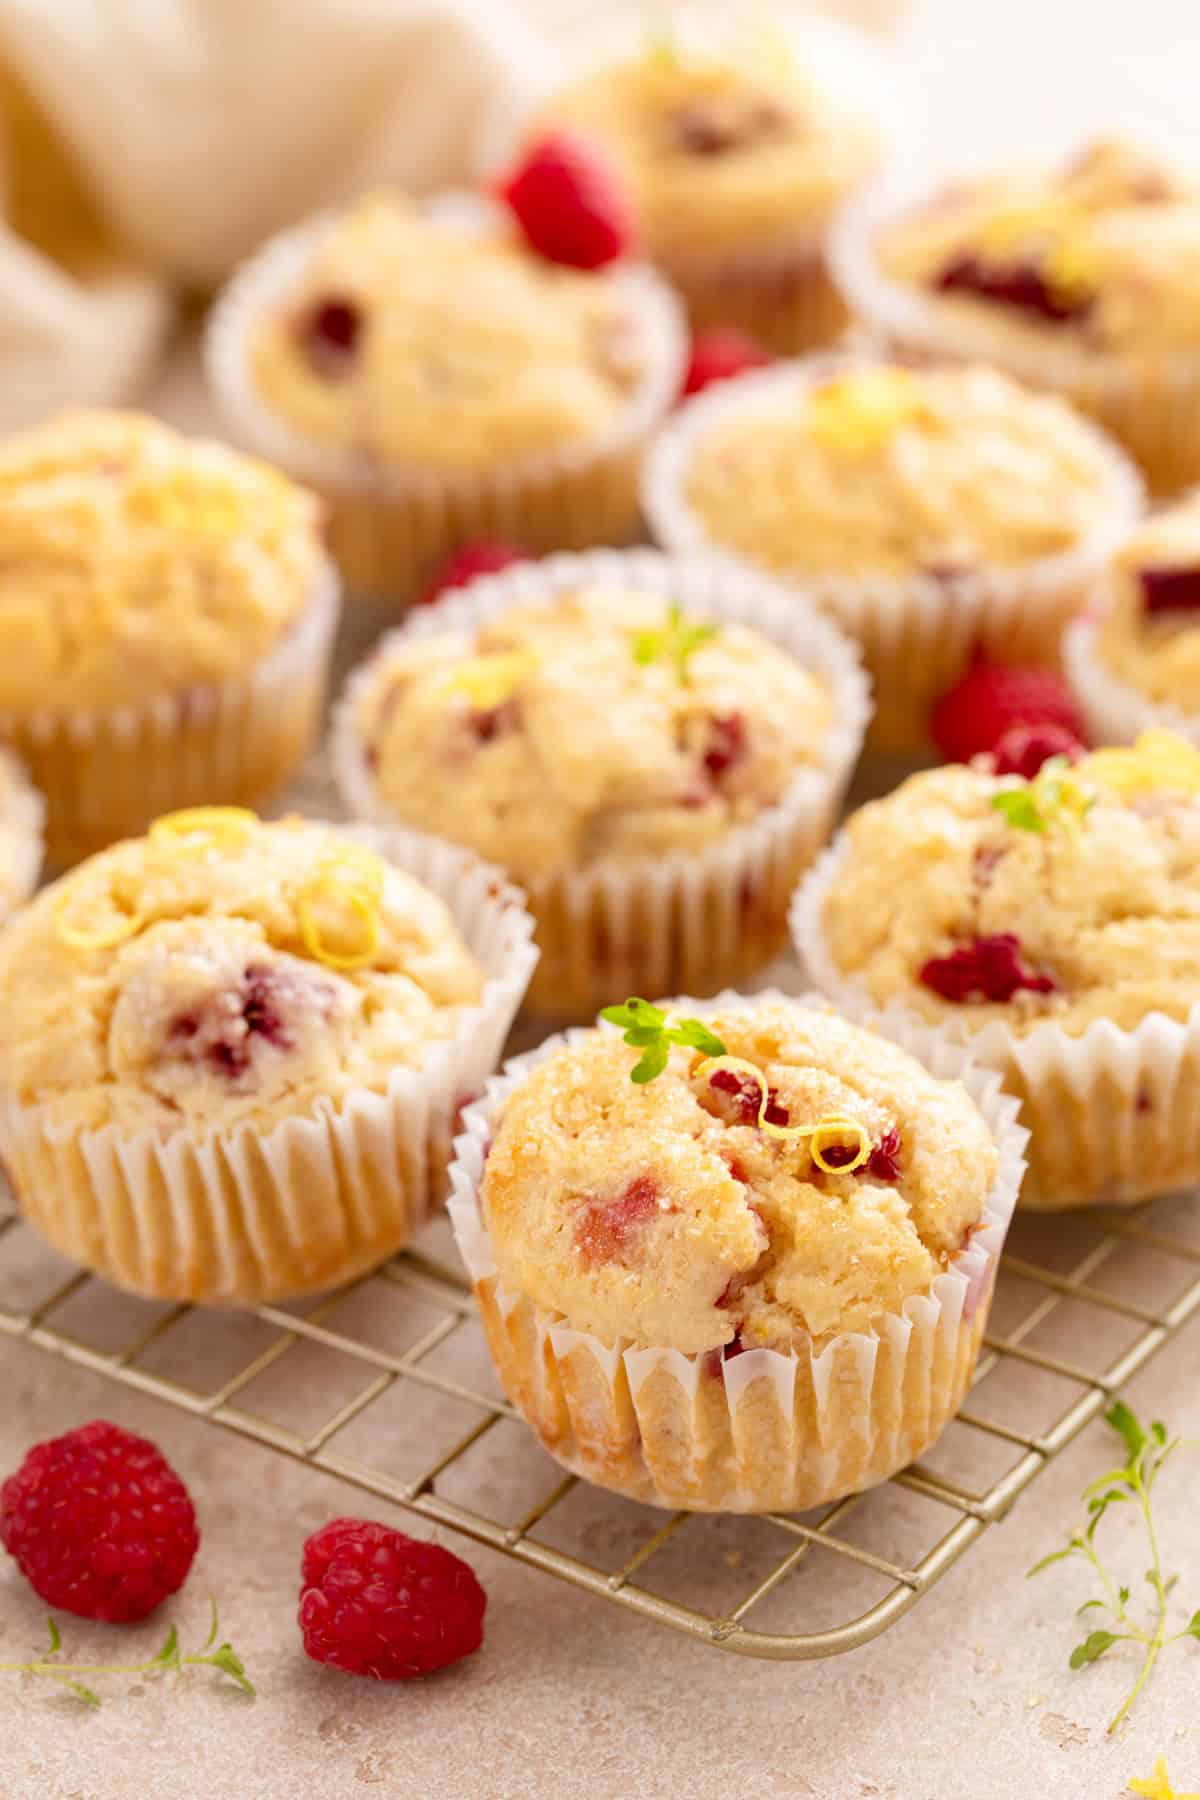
(332, 548, 869, 1015)
(0, 809, 536, 1302)
(835, 139, 1200, 493)
(0, 409, 337, 865)
(522, 26, 884, 351)
(0, 751, 43, 925)
(792, 731, 1200, 1208)
(1066, 492, 1200, 745)
(207, 192, 684, 600)
(449, 992, 1025, 1511)
(645, 356, 1141, 747)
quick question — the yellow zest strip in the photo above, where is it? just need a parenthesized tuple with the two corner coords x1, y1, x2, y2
(805, 368, 923, 457)
(150, 807, 259, 852)
(296, 855, 384, 972)
(435, 650, 540, 712)
(695, 1055, 871, 1170)
(1081, 729, 1200, 800)
(54, 890, 144, 952)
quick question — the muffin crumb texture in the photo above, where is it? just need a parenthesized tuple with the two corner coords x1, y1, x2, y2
(355, 585, 833, 878)
(879, 138, 1200, 356)
(251, 195, 642, 469)
(684, 362, 1120, 579)
(0, 814, 483, 1134)
(824, 747, 1200, 1035)
(481, 1001, 995, 1354)
(532, 35, 879, 263)
(0, 410, 324, 712)
(1095, 492, 1200, 708)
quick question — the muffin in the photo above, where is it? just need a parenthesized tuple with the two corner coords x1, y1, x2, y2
(206, 192, 685, 600)
(1066, 491, 1200, 745)
(332, 548, 869, 1016)
(0, 810, 536, 1302)
(834, 139, 1200, 494)
(0, 409, 338, 866)
(519, 25, 884, 352)
(0, 751, 43, 924)
(645, 355, 1142, 748)
(449, 992, 1025, 1512)
(792, 733, 1200, 1208)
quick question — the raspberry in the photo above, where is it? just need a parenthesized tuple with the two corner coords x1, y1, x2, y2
(682, 328, 773, 398)
(702, 711, 749, 781)
(497, 132, 635, 269)
(1139, 565, 1200, 614)
(991, 720, 1085, 778)
(920, 933, 1057, 1004)
(0, 1421, 198, 1622)
(574, 1175, 663, 1263)
(930, 660, 1085, 765)
(299, 1519, 485, 1679)
(934, 255, 1092, 325)
(300, 297, 362, 375)
(416, 540, 529, 607)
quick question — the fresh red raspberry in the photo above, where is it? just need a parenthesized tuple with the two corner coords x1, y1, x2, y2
(930, 661, 1085, 765)
(299, 1518, 486, 1680)
(920, 933, 1057, 1004)
(682, 328, 774, 398)
(497, 131, 636, 269)
(0, 1421, 198, 1622)
(990, 720, 1085, 778)
(416, 540, 529, 607)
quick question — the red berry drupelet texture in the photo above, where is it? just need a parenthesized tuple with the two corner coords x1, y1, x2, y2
(930, 661, 1085, 766)
(497, 132, 636, 270)
(990, 720, 1085, 779)
(299, 1518, 486, 1680)
(920, 933, 1057, 1005)
(682, 328, 773, 398)
(416, 540, 530, 607)
(0, 1421, 198, 1622)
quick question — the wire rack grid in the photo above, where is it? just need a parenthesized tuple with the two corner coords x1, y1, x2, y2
(3, 1181, 1200, 1662)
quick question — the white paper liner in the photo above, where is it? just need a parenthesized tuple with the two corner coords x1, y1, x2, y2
(1063, 612, 1200, 747)
(447, 988, 1026, 1512)
(830, 177, 1200, 496)
(204, 197, 688, 601)
(2, 560, 340, 870)
(0, 826, 538, 1305)
(330, 545, 871, 1017)
(643, 350, 1145, 749)
(790, 833, 1200, 1210)
(0, 749, 44, 923)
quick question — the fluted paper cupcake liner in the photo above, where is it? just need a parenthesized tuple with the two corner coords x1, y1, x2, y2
(331, 546, 870, 1018)
(643, 353, 1145, 750)
(831, 179, 1200, 497)
(3, 563, 340, 870)
(791, 834, 1200, 1210)
(1063, 613, 1200, 748)
(0, 750, 44, 922)
(662, 231, 849, 355)
(447, 989, 1026, 1512)
(0, 827, 538, 1304)
(205, 199, 687, 603)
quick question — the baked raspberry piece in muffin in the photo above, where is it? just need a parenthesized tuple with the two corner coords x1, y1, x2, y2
(449, 993, 1023, 1511)
(793, 730, 1200, 1208)
(0, 809, 535, 1299)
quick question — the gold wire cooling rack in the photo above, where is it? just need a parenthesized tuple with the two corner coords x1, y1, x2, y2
(3, 1186, 1200, 1661)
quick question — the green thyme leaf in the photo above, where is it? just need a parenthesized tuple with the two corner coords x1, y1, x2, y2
(600, 998, 664, 1032)
(1070, 1630, 1117, 1669)
(0, 1609, 255, 1710)
(631, 1038, 670, 1084)
(630, 604, 719, 686)
(991, 755, 1093, 837)
(667, 1019, 728, 1057)
(1107, 1400, 1148, 1464)
(45, 1619, 61, 1656)
(601, 996, 727, 1086)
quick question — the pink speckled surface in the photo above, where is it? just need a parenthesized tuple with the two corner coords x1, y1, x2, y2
(6, 0, 1200, 1793)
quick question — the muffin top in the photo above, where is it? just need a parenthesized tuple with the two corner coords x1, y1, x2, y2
(820, 733, 1200, 1036)
(0, 811, 483, 1134)
(1094, 494, 1200, 708)
(680, 362, 1121, 580)
(0, 751, 41, 924)
(0, 410, 324, 715)
(877, 139, 1200, 356)
(531, 34, 878, 263)
(481, 996, 996, 1354)
(351, 584, 834, 880)
(251, 195, 646, 471)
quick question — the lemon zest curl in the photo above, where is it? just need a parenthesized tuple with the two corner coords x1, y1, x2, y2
(296, 848, 387, 972)
(54, 890, 144, 952)
(695, 1055, 871, 1170)
(149, 807, 259, 853)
